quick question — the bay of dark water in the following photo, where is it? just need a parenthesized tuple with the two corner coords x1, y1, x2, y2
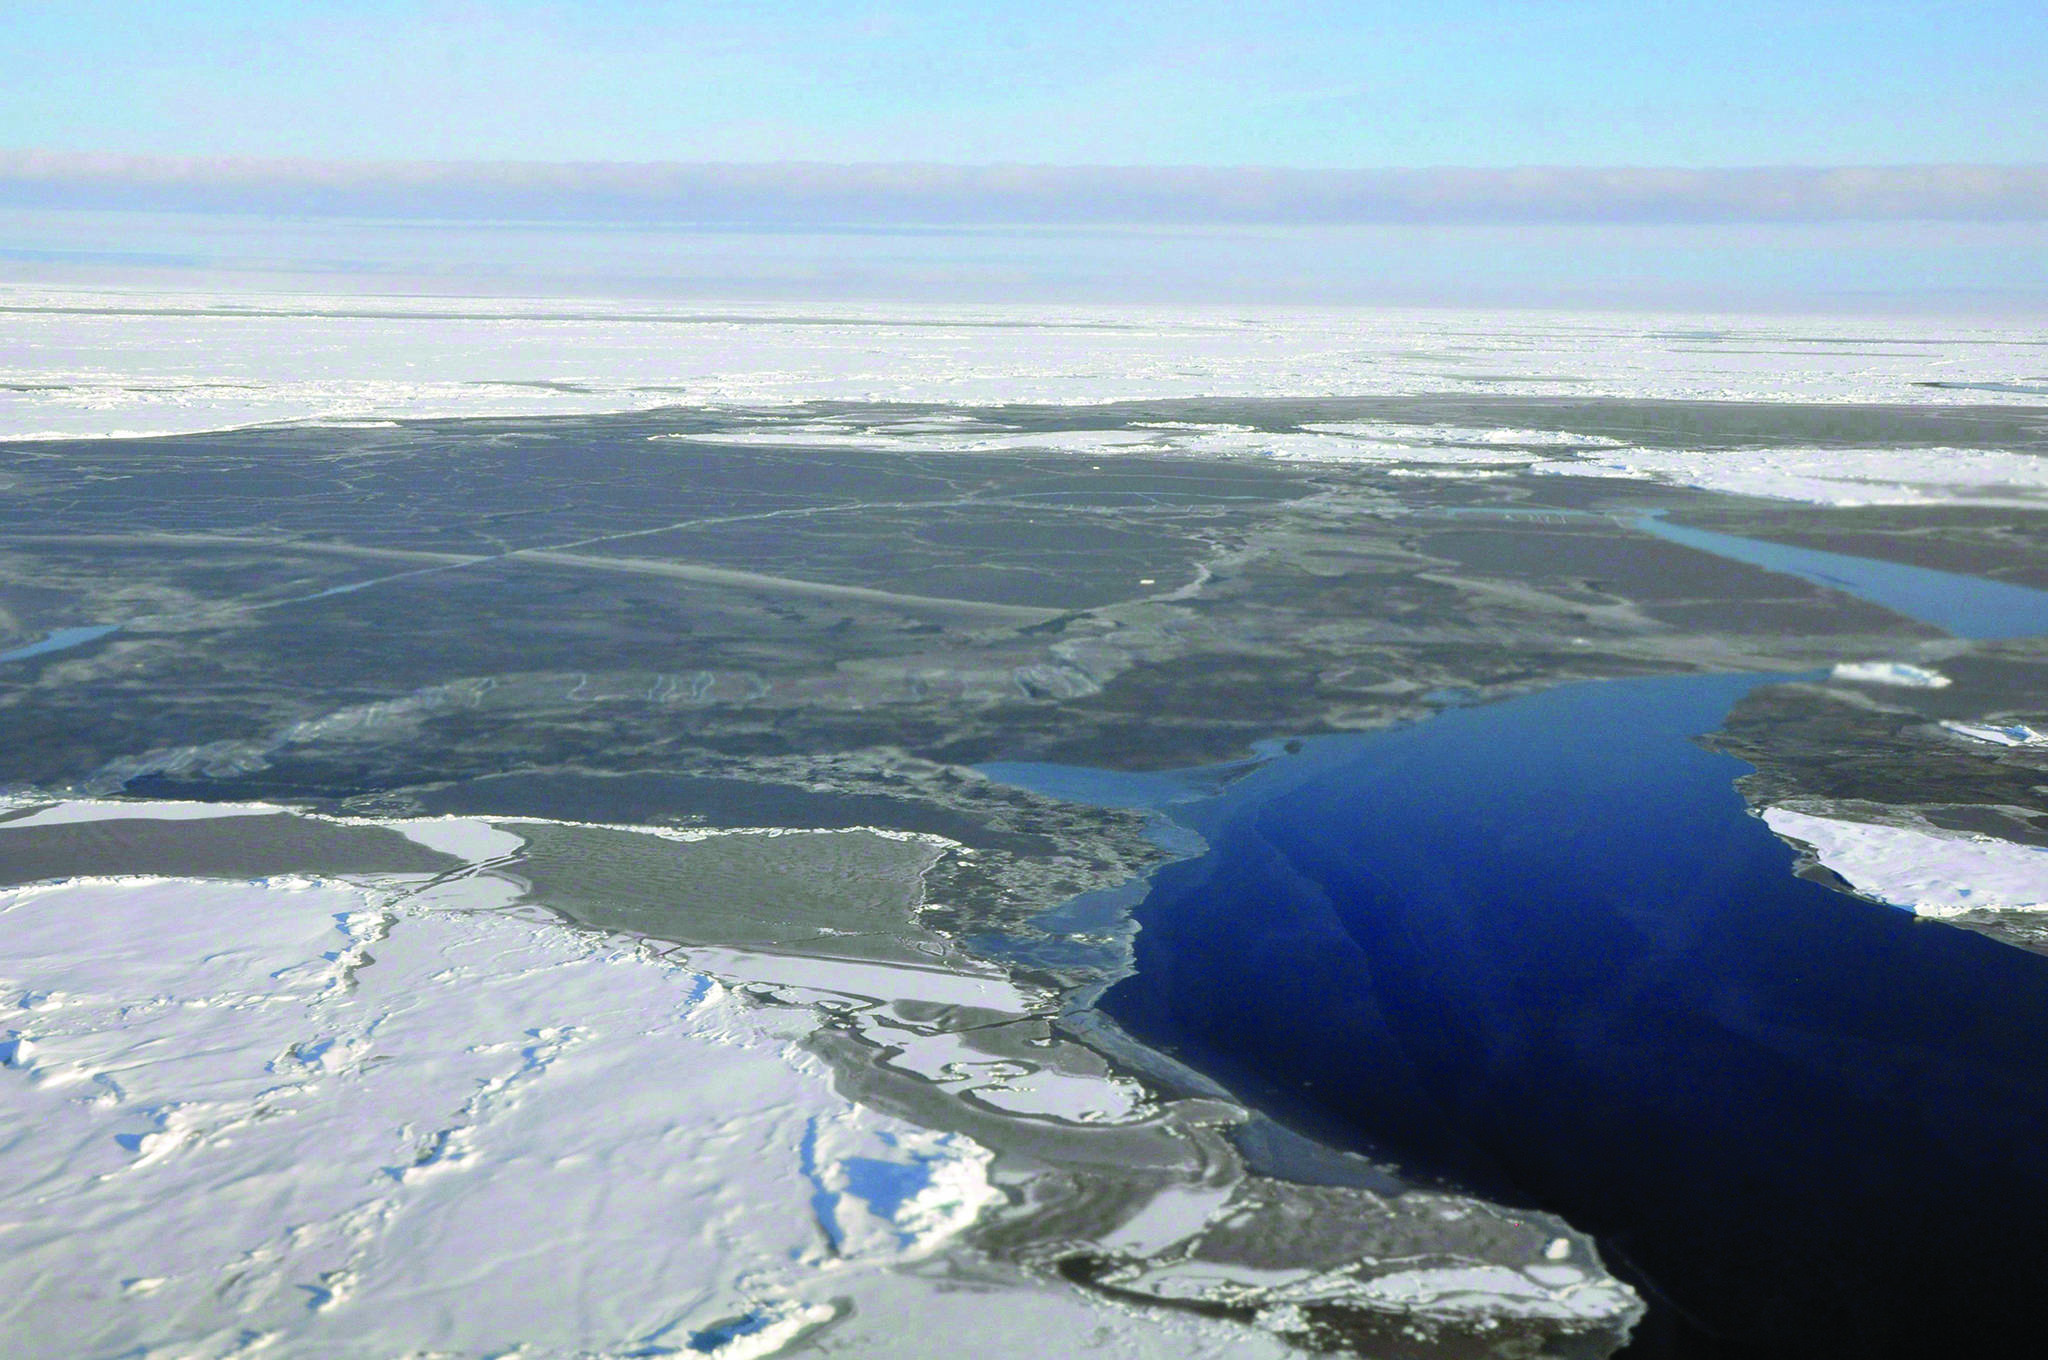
(987, 520, 2048, 1356)
(1052, 675, 2048, 1357)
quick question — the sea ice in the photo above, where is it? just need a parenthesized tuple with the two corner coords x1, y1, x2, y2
(1, 797, 291, 827)
(381, 813, 527, 862)
(1351, 1264, 1640, 1322)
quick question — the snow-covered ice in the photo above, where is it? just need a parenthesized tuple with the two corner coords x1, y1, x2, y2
(1348, 1264, 1638, 1322)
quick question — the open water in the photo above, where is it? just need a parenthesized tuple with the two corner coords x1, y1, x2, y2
(1095, 674, 2048, 1357)
(989, 526, 2048, 1356)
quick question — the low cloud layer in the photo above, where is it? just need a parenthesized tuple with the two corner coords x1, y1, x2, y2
(4, 151, 2045, 225)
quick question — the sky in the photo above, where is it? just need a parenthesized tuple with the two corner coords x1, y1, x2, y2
(2, 2, 2043, 309)
(6, 0, 2044, 168)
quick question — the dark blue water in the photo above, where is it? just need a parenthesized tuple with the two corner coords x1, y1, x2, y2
(1637, 516, 2048, 640)
(1079, 674, 2048, 1357)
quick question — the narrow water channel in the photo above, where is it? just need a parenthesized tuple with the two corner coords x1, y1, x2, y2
(0, 624, 119, 664)
(1635, 515, 2048, 640)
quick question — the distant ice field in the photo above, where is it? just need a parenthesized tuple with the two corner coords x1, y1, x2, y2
(4, 286, 2045, 443)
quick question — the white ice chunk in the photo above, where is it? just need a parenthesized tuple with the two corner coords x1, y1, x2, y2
(1301, 420, 1625, 449)
(1763, 808, 2048, 918)
(1941, 719, 2048, 747)
(1356, 1264, 1639, 1321)
(803, 1114, 1004, 1259)
(876, 1026, 1153, 1124)
(684, 944, 1035, 1011)
(1829, 661, 1953, 688)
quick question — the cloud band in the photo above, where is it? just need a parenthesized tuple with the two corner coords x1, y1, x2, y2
(3, 151, 2044, 225)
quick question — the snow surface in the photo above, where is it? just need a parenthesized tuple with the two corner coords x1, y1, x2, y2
(1763, 808, 2048, 919)
(665, 415, 2048, 505)
(0, 870, 989, 1357)
(662, 420, 1540, 468)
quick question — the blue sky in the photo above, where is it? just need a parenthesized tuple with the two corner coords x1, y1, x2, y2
(4, 3, 2042, 308)
(6, 0, 2045, 167)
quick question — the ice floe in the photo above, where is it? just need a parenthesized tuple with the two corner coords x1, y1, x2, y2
(1763, 808, 2048, 918)
(0, 873, 972, 1356)
(1301, 420, 1626, 450)
(1345, 1264, 1637, 1321)
(652, 420, 1568, 467)
(382, 814, 527, 862)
